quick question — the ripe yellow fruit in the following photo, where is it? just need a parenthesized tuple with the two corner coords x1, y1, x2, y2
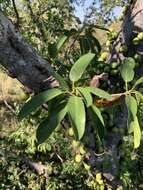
(96, 172, 102, 181)
(137, 32, 143, 40)
(75, 154, 82, 163)
(98, 179, 103, 185)
(79, 146, 86, 154)
(106, 40, 111, 47)
(100, 184, 105, 190)
(47, 165, 53, 175)
(72, 140, 79, 148)
(83, 163, 91, 171)
(68, 127, 74, 136)
(108, 27, 114, 33)
(116, 186, 123, 190)
(98, 57, 104, 62)
(100, 52, 109, 60)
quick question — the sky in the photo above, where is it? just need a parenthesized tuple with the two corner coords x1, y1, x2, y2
(74, 0, 122, 22)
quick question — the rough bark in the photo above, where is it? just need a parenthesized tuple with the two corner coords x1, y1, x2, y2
(0, 11, 58, 93)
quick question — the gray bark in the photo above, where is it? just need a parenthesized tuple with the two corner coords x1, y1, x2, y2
(0, 11, 58, 93)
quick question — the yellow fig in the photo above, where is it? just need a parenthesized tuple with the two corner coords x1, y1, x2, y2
(68, 127, 74, 136)
(83, 163, 91, 171)
(137, 32, 143, 40)
(98, 179, 104, 185)
(79, 146, 86, 154)
(116, 186, 123, 190)
(75, 154, 82, 163)
(100, 52, 109, 60)
(72, 140, 80, 148)
(96, 172, 102, 181)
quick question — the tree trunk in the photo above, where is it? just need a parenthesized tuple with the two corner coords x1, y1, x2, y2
(0, 11, 58, 93)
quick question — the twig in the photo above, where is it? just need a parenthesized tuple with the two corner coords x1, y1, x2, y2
(11, 0, 20, 28)
(3, 100, 16, 115)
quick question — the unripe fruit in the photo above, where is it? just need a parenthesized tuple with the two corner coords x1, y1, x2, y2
(118, 13, 124, 21)
(134, 54, 142, 62)
(79, 146, 86, 154)
(110, 69, 118, 76)
(111, 62, 119, 69)
(137, 32, 143, 40)
(75, 154, 82, 163)
(119, 45, 128, 53)
(104, 65, 110, 73)
(20, 92, 29, 101)
(111, 32, 118, 40)
(133, 37, 140, 45)
(68, 127, 74, 136)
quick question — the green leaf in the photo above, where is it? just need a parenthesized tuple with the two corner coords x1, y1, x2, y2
(77, 87, 93, 107)
(124, 57, 136, 69)
(87, 35, 101, 53)
(69, 53, 95, 82)
(18, 88, 63, 121)
(91, 105, 105, 126)
(89, 106, 105, 140)
(120, 58, 135, 83)
(131, 116, 141, 149)
(133, 76, 143, 88)
(120, 64, 134, 83)
(79, 36, 91, 54)
(54, 73, 69, 90)
(56, 35, 68, 51)
(86, 86, 111, 99)
(68, 96, 86, 140)
(48, 43, 57, 58)
(125, 95, 137, 120)
(136, 91, 143, 102)
(36, 101, 67, 144)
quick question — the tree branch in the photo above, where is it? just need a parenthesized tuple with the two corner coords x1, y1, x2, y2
(0, 11, 58, 92)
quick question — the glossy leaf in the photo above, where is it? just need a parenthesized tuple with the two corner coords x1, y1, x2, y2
(57, 35, 68, 51)
(124, 57, 136, 69)
(91, 105, 105, 126)
(88, 35, 101, 53)
(131, 116, 141, 149)
(89, 106, 105, 140)
(86, 86, 111, 99)
(77, 87, 93, 107)
(69, 53, 95, 82)
(36, 101, 67, 144)
(133, 76, 143, 88)
(120, 58, 135, 82)
(68, 96, 86, 140)
(18, 88, 63, 121)
(125, 95, 137, 120)
(120, 64, 134, 83)
(54, 73, 69, 90)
